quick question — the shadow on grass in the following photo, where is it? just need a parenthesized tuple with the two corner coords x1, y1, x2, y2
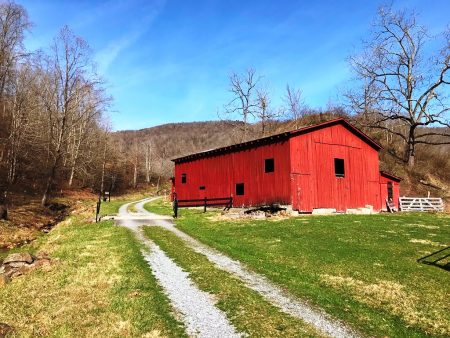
(417, 246, 450, 271)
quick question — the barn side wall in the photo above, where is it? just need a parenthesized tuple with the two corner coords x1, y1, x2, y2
(289, 124, 382, 212)
(174, 140, 291, 207)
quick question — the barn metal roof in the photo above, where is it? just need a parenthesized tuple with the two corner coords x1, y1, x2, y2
(172, 118, 382, 163)
(380, 171, 402, 182)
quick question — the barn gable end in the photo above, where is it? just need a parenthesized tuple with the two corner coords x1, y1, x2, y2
(289, 123, 381, 212)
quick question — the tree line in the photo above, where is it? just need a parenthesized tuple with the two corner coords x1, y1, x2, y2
(0, 2, 110, 217)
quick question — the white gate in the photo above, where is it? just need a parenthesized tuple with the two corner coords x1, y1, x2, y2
(399, 197, 444, 212)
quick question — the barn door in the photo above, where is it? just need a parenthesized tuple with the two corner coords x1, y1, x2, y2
(291, 174, 301, 211)
(387, 182, 393, 201)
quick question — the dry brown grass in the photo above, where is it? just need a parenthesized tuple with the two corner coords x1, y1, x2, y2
(0, 215, 185, 337)
(409, 238, 447, 247)
(0, 201, 65, 250)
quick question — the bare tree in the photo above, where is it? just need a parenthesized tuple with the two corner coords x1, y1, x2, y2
(129, 140, 141, 189)
(66, 81, 107, 187)
(40, 26, 101, 205)
(155, 145, 167, 192)
(0, 1, 30, 219)
(98, 129, 110, 198)
(283, 85, 305, 129)
(224, 69, 260, 141)
(255, 88, 278, 136)
(0, 1, 30, 98)
(144, 140, 154, 184)
(5, 64, 37, 186)
(348, 6, 450, 167)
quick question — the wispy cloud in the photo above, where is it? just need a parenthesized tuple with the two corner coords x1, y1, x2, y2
(95, 0, 165, 75)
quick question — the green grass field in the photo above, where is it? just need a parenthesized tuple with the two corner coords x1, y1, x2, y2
(144, 199, 450, 337)
(143, 197, 174, 216)
(0, 215, 186, 337)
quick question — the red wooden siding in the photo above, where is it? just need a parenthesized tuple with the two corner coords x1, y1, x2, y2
(174, 140, 291, 207)
(173, 119, 400, 213)
(289, 123, 381, 212)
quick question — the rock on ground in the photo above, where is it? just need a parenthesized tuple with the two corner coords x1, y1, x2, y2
(0, 323, 13, 338)
(0, 251, 53, 284)
(3, 252, 34, 264)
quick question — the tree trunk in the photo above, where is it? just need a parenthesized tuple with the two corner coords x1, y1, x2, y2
(407, 147, 415, 167)
(133, 162, 138, 189)
(100, 136, 108, 197)
(0, 204, 7, 220)
(156, 175, 161, 192)
(68, 165, 75, 187)
(405, 125, 416, 168)
(406, 126, 416, 167)
(100, 157, 106, 196)
(41, 156, 59, 206)
(145, 143, 151, 183)
(41, 172, 53, 206)
(0, 190, 8, 220)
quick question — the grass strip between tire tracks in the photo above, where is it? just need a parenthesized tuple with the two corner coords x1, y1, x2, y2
(143, 226, 324, 338)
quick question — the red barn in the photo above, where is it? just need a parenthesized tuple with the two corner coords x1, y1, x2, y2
(172, 119, 401, 212)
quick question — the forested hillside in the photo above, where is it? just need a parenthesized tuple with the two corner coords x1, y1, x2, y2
(113, 113, 450, 200)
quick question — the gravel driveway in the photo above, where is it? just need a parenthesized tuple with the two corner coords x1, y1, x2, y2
(117, 199, 241, 338)
(127, 197, 360, 338)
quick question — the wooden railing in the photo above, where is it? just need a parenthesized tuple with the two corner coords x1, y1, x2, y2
(399, 197, 444, 212)
(173, 195, 233, 218)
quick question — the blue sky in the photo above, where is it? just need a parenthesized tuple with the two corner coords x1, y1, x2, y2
(19, 0, 450, 130)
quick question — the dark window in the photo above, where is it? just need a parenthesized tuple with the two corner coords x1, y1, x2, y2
(199, 186, 205, 190)
(181, 173, 187, 184)
(387, 182, 393, 200)
(334, 158, 345, 177)
(236, 183, 244, 196)
(265, 158, 274, 173)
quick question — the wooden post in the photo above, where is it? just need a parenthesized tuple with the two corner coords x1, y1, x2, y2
(173, 195, 178, 218)
(95, 200, 101, 222)
(204, 197, 207, 213)
(96, 189, 102, 222)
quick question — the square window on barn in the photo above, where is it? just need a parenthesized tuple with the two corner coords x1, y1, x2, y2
(236, 183, 244, 196)
(199, 186, 205, 190)
(181, 173, 187, 184)
(334, 158, 345, 177)
(265, 158, 274, 173)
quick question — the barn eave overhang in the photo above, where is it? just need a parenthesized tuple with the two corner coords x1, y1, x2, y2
(380, 171, 402, 182)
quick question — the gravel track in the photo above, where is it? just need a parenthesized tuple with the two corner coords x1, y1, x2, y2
(117, 199, 242, 338)
(134, 198, 359, 338)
